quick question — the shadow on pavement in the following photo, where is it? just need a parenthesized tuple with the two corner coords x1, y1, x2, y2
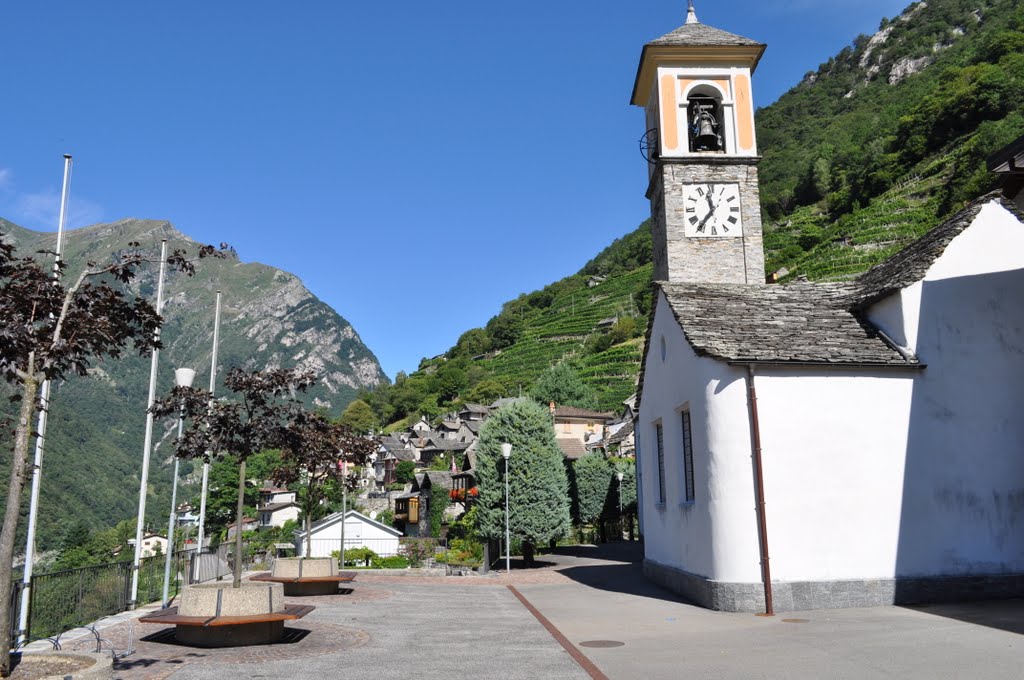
(546, 542, 696, 605)
(904, 598, 1024, 635)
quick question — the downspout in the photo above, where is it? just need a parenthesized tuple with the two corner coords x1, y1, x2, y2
(745, 365, 773, 616)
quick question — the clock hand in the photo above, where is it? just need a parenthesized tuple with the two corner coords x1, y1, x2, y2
(695, 205, 715, 232)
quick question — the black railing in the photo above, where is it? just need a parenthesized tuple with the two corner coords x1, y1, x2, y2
(27, 560, 133, 641)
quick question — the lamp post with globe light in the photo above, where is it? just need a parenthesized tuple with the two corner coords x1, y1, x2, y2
(501, 443, 512, 573)
(162, 367, 196, 608)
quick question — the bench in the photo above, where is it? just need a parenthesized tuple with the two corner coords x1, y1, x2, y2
(139, 588, 314, 648)
(249, 571, 356, 595)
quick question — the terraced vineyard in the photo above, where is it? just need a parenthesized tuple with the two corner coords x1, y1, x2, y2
(481, 266, 651, 409)
(765, 173, 946, 282)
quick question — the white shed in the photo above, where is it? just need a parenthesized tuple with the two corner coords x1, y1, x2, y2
(294, 510, 401, 558)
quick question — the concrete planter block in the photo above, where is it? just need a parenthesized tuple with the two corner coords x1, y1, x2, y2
(17, 651, 113, 679)
(179, 582, 285, 617)
(272, 557, 338, 579)
(176, 582, 286, 647)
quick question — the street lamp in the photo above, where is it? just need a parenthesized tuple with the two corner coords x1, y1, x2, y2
(162, 367, 195, 608)
(338, 457, 348, 563)
(616, 471, 624, 538)
(501, 443, 512, 573)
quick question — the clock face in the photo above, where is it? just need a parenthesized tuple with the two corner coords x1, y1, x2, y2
(682, 183, 743, 238)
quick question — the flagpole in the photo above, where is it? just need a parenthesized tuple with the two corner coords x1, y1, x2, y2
(17, 154, 72, 644)
(129, 239, 168, 609)
(196, 290, 222, 552)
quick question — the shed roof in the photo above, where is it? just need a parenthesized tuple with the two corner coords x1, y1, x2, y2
(556, 438, 588, 460)
(294, 509, 401, 538)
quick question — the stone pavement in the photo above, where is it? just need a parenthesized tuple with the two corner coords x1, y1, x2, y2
(515, 544, 1024, 680)
(41, 546, 1024, 679)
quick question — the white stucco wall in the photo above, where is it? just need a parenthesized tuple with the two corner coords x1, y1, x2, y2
(640, 200, 1024, 586)
(864, 200, 1024, 577)
(753, 369, 915, 581)
(638, 293, 761, 582)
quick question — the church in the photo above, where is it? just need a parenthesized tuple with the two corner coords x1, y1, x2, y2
(634, 3, 1024, 612)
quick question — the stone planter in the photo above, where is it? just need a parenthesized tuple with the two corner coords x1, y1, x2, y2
(175, 582, 286, 647)
(272, 557, 342, 596)
(13, 651, 112, 679)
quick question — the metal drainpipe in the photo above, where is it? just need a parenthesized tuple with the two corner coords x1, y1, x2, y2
(746, 365, 774, 616)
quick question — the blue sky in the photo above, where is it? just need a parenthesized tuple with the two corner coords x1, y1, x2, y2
(1, 0, 912, 379)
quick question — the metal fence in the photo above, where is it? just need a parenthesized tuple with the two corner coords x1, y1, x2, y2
(292, 537, 447, 568)
(13, 545, 247, 645)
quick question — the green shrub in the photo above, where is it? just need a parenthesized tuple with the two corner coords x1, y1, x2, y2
(400, 539, 437, 567)
(343, 546, 377, 567)
(372, 555, 410, 569)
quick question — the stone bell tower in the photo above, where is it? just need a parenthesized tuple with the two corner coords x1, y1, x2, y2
(632, 1, 766, 284)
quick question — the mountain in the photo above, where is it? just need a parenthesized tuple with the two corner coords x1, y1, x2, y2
(0, 216, 386, 550)
(359, 0, 1023, 429)
(758, 0, 1023, 279)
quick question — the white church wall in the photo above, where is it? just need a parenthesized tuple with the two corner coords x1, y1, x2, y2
(754, 369, 915, 582)
(639, 294, 761, 583)
(878, 200, 1024, 577)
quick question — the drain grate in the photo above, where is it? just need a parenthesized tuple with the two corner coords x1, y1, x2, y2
(578, 640, 625, 648)
(782, 618, 810, 624)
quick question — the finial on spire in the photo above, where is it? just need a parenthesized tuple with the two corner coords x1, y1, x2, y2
(686, 0, 699, 24)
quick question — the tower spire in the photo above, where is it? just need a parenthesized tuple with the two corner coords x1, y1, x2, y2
(686, 1, 699, 25)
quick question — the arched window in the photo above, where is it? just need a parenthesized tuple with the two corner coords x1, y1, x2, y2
(686, 85, 725, 153)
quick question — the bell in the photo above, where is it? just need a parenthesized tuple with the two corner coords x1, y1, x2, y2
(692, 105, 720, 151)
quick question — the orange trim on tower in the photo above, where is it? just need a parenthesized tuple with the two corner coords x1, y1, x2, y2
(660, 74, 679, 152)
(734, 73, 755, 153)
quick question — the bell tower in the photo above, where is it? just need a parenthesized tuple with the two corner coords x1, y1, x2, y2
(632, 1, 766, 284)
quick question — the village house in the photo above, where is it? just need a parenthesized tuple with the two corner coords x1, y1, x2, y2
(294, 509, 401, 558)
(553, 406, 615, 452)
(226, 517, 258, 540)
(257, 487, 300, 529)
(632, 4, 1024, 612)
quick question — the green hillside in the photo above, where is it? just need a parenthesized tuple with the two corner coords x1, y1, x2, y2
(759, 0, 1024, 280)
(0, 218, 386, 551)
(360, 0, 1024, 428)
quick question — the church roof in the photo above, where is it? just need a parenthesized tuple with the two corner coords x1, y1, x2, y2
(647, 20, 762, 49)
(854, 193, 1021, 307)
(636, 193, 1024, 402)
(658, 281, 912, 366)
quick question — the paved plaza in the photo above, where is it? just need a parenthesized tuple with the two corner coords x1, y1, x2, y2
(41, 544, 1024, 679)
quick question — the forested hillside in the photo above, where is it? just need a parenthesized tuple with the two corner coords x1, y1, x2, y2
(0, 218, 386, 551)
(759, 0, 1024, 279)
(358, 0, 1024, 429)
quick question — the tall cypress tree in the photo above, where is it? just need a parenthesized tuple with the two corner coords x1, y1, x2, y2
(475, 400, 570, 566)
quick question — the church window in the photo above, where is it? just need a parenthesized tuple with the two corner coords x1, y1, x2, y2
(681, 409, 694, 503)
(655, 422, 666, 504)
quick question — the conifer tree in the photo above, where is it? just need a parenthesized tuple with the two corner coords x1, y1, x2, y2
(529, 362, 598, 410)
(474, 399, 569, 566)
(572, 452, 613, 528)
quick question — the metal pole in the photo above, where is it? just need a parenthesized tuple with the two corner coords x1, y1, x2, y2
(746, 366, 774, 616)
(197, 291, 222, 552)
(504, 456, 510, 574)
(18, 154, 72, 644)
(161, 412, 184, 607)
(341, 468, 347, 562)
(130, 239, 168, 608)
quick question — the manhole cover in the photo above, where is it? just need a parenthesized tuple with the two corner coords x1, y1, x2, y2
(578, 640, 625, 648)
(782, 618, 810, 624)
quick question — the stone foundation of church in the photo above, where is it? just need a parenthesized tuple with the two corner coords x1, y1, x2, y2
(644, 558, 1024, 612)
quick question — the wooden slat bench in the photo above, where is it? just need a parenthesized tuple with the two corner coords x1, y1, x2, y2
(139, 604, 315, 647)
(249, 571, 356, 595)
(139, 603, 315, 626)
